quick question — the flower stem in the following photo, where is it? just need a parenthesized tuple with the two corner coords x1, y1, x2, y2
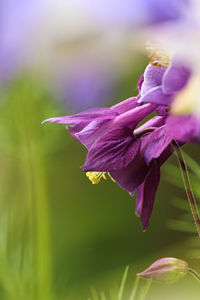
(173, 141, 200, 238)
(188, 268, 200, 282)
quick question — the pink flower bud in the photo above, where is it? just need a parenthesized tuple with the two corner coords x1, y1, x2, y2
(137, 257, 188, 284)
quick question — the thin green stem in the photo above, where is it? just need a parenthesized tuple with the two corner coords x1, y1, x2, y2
(173, 141, 200, 238)
(188, 268, 200, 282)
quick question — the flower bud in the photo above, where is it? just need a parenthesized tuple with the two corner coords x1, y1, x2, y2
(137, 257, 188, 284)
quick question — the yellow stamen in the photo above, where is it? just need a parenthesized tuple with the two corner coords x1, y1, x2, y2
(86, 172, 115, 184)
(108, 172, 116, 183)
(146, 41, 171, 68)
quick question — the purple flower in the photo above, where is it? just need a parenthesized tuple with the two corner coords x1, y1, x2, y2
(44, 86, 165, 230)
(43, 63, 200, 230)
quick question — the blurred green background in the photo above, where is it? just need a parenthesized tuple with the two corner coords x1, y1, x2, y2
(0, 55, 199, 300)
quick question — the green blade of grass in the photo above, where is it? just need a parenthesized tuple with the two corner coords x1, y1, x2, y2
(129, 276, 140, 300)
(118, 266, 129, 300)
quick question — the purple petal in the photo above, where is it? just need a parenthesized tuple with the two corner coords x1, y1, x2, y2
(82, 126, 141, 172)
(141, 64, 166, 95)
(68, 121, 90, 140)
(162, 60, 191, 95)
(110, 152, 149, 195)
(75, 119, 112, 149)
(166, 115, 200, 143)
(114, 103, 157, 129)
(42, 107, 117, 124)
(144, 126, 173, 165)
(158, 144, 174, 166)
(135, 185, 144, 217)
(139, 86, 173, 106)
(111, 97, 139, 114)
(137, 161, 161, 230)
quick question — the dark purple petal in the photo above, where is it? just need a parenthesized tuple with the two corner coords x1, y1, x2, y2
(162, 60, 191, 95)
(144, 126, 173, 165)
(135, 185, 144, 217)
(139, 86, 173, 106)
(114, 103, 157, 129)
(75, 119, 112, 149)
(141, 64, 166, 95)
(112, 97, 139, 114)
(166, 115, 200, 143)
(137, 161, 161, 230)
(82, 126, 141, 172)
(42, 107, 117, 124)
(110, 152, 149, 195)
(158, 144, 174, 166)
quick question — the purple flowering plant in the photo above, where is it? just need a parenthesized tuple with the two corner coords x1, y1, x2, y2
(43, 53, 200, 231)
(43, 46, 200, 295)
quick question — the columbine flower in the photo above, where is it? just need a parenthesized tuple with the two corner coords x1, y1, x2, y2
(44, 77, 166, 230)
(43, 61, 200, 230)
(137, 257, 188, 284)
